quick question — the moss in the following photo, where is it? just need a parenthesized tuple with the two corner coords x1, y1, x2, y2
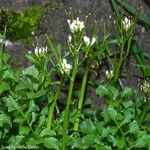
(0, 2, 63, 44)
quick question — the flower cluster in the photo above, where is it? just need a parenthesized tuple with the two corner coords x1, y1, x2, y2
(34, 46, 48, 56)
(67, 17, 85, 33)
(122, 16, 131, 31)
(60, 59, 72, 75)
(83, 36, 96, 47)
(105, 70, 113, 80)
(141, 80, 150, 94)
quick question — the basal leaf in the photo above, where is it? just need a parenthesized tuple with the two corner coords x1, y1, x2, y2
(0, 113, 11, 126)
(43, 137, 59, 150)
(96, 85, 108, 97)
(0, 81, 10, 94)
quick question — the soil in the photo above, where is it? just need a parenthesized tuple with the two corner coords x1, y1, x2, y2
(0, 0, 150, 108)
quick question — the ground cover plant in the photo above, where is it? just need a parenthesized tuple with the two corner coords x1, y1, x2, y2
(0, 0, 150, 150)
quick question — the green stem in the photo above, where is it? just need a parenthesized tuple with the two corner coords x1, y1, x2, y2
(46, 34, 61, 64)
(61, 59, 78, 150)
(113, 41, 125, 83)
(139, 97, 149, 125)
(47, 85, 62, 129)
(74, 65, 89, 131)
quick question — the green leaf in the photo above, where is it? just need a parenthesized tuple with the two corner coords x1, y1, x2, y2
(38, 115, 46, 128)
(108, 86, 119, 100)
(30, 112, 37, 126)
(102, 127, 117, 138)
(113, 138, 126, 149)
(107, 107, 117, 119)
(129, 120, 139, 133)
(96, 85, 108, 97)
(95, 145, 112, 150)
(122, 100, 133, 109)
(135, 134, 150, 148)
(8, 135, 25, 145)
(13, 116, 25, 124)
(22, 65, 39, 78)
(26, 89, 47, 99)
(26, 53, 41, 65)
(19, 126, 30, 135)
(0, 114, 11, 126)
(0, 81, 10, 94)
(121, 87, 133, 97)
(28, 100, 39, 114)
(39, 128, 56, 137)
(121, 111, 132, 125)
(3, 96, 24, 116)
(15, 77, 33, 91)
(80, 119, 97, 135)
(2, 53, 11, 63)
(43, 137, 59, 150)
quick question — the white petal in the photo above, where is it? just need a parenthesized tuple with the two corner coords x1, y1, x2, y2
(91, 37, 96, 46)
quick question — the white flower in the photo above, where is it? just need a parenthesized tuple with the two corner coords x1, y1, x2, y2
(105, 70, 113, 80)
(122, 16, 131, 31)
(67, 17, 85, 33)
(83, 36, 90, 46)
(68, 35, 72, 42)
(31, 31, 35, 35)
(34, 47, 39, 55)
(141, 80, 150, 94)
(61, 59, 72, 75)
(34, 46, 47, 56)
(83, 36, 96, 46)
(5, 40, 12, 47)
(91, 37, 96, 46)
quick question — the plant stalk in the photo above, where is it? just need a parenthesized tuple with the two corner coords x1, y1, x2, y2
(113, 41, 125, 83)
(139, 97, 149, 125)
(61, 59, 78, 150)
(47, 85, 62, 129)
(46, 34, 61, 64)
(74, 65, 89, 131)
